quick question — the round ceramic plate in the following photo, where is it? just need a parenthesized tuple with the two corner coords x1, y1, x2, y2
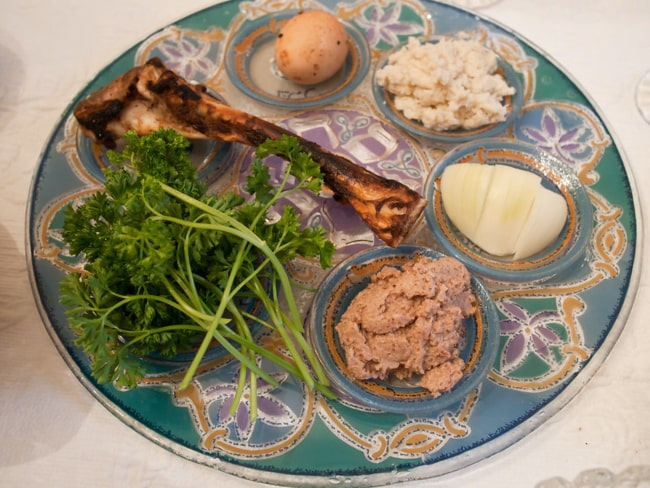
(26, 0, 640, 486)
(424, 138, 593, 283)
(225, 10, 370, 108)
(372, 37, 523, 144)
(307, 246, 499, 415)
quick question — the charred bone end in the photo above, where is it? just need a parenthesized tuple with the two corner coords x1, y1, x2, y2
(70, 57, 428, 247)
(74, 98, 124, 149)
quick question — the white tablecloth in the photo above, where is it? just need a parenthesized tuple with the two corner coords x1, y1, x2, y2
(1, 1, 648, 486)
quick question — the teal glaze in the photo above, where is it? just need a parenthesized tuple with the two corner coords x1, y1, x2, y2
(26, 0, 640, 485)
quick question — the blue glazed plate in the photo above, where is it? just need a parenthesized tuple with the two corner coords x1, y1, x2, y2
(424, 138, 593, 283)
(25, 0, 640, 485)
(225, 10, 370, 108)
(306, 245, 499, 415)
(372, 37, 523, 145)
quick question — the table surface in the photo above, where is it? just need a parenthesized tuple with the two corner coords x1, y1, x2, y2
(1, 0, 648, 487)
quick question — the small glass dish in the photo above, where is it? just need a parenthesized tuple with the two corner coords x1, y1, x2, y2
(424, 138, 593, 283)
(372, 37, 523, 144)
(225, 10, 370, 108)
(306, 245, 499, 416)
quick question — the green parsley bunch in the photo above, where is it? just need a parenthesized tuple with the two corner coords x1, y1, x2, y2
(60, 129, 335, 417)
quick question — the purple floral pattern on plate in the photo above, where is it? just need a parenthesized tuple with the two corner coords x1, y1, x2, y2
(138, 338, 315, 457)
(135, 25, 225, 83)
(355, 2, 426, 48)
(226, 109, 430, 261)
(499, 300, 566, 376)
(491, 295, 591, 391)
(207, 369, 298, 443)
(514, 102, 611, 184)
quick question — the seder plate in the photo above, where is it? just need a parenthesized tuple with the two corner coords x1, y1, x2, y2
(26, 0, 641, 485)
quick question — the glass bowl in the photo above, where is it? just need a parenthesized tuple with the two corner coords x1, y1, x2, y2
(372, 37, 523, 145)
(225, 10, 370, 108)
(306, 245, 499, 415)
(424, 138, 593, 283)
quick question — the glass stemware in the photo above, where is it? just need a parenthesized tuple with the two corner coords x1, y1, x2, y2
(635, 70, 650, 124)
(447, 0, 501, 9)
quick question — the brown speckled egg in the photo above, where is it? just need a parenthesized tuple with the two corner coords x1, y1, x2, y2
(274, 10, 349, 85)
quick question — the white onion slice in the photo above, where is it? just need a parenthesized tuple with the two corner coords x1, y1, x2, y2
(440, 163, 568, 259)
(513, 185, 568, 259)
(440, 163, 493, 240)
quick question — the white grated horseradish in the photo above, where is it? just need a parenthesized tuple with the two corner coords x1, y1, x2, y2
(376, 37, 516, 131)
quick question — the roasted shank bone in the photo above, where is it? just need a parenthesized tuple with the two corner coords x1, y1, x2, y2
(73, 58, 426, 247)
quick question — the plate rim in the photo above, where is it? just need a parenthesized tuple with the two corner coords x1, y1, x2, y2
(23, 0, 643, 485)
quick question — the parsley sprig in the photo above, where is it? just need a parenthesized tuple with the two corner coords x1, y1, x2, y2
(60, 129, 336, 417)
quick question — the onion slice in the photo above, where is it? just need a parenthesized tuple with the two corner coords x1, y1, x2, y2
(440, 163, 568, 259)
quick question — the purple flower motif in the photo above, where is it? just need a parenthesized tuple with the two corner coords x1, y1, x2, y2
(356, 4, 424, 48)
(207, 369, 298, 441)
(499, 300, 564, 375)
(159, 36, 216, 80)
(522, 108, 589, 165)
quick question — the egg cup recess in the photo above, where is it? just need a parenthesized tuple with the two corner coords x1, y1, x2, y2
(372, 36, 524, 145)
(424, 138, 593, 283)
(305, 245, 499, 416)
(225, 10, 370, 108)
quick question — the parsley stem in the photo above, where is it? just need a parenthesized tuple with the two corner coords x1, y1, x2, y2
(101, 292, 228, 329)
(61, 131, 336, 410)
(158, 183, 323, 392)
(152, 197, 303, 332)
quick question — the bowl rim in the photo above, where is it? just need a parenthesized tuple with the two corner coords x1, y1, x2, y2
(424, 137, 593, 283)
(225, 9, 371, 108)
(372, 35, 524, 144)
(306, 245, 500, 415)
